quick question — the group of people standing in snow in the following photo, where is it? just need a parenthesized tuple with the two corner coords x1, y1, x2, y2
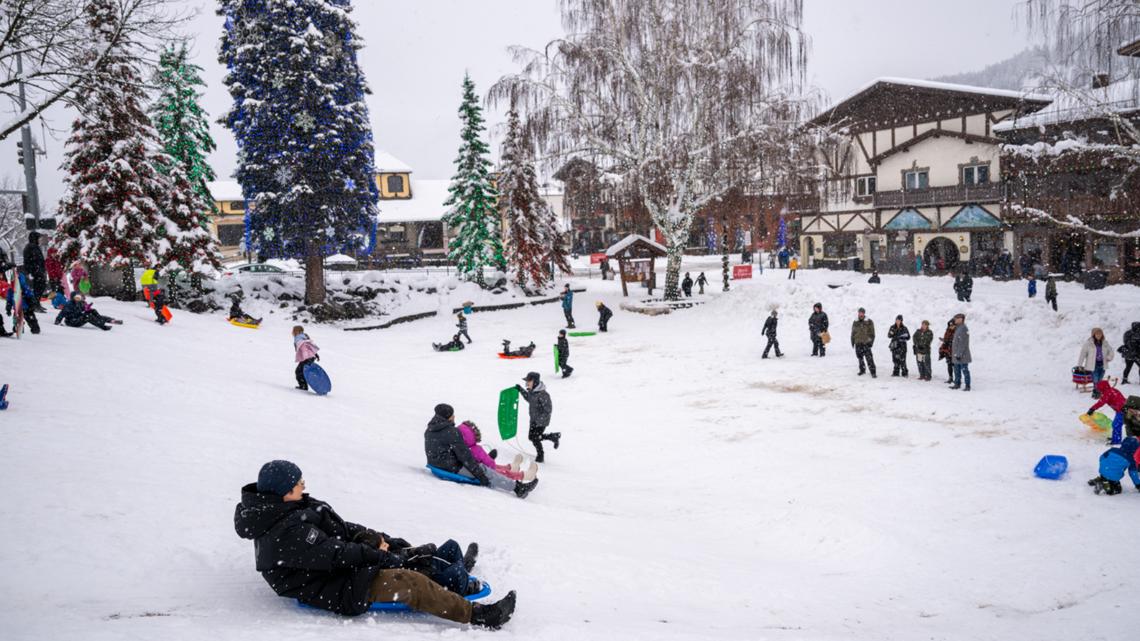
(2, 232, 108, 337)
(1079, 324, 1140, 495)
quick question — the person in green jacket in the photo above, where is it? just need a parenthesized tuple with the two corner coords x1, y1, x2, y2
(851, 308, 877, 378)
(1045, 276, 1058, 312)
(913, 320, 934, 381)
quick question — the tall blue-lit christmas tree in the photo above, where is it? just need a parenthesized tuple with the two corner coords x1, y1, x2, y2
(218, 0, 379, 305)
(443, 74, 504, 287)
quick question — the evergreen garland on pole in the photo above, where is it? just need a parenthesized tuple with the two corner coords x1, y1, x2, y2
(443, 73, 504, 287)
(499, 106, 548, 290)
(219, 0, 380, 306)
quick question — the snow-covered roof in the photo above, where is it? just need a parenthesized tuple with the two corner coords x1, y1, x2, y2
(324, 253, 357, 265)
(994, 78, 1139, 132)
(207, 180, 243, 202)
(376, 179, 450, 223)
(375, 150, 413, 173)
(860, 77, 1051, 103)
(606, 234, 667, 257)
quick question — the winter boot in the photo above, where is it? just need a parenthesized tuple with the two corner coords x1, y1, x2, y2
(513, 478, 539, 499)
(776, 351, 784, 358)
(523, 462, 538, 482)
(471, 590, 517, 630)
(761, 354, 769, 359)
(548, 432, 561, 449)
(949, 384, 960, 390)
(463, 542, 479, 572)
(963, 385, 970, 391)
(871, 372, 877, 378)
(1107, 480, 1123, 495)
(487, 449, 498, 460)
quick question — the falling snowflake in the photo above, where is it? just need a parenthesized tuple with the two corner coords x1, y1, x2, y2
(295, 112, 315, 132)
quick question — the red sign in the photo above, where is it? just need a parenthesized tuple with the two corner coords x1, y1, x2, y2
(589, 253, 607, 264)
(732, 265, 753, 279)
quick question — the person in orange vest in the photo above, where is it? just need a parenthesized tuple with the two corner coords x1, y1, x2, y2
(787, 256, 798, 280)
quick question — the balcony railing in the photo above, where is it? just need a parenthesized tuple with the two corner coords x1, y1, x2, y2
(873, 183, 1004, 209)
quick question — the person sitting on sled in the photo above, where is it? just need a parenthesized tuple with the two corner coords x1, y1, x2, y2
(425, 404, 539, 498)
(228, 295, 261, 325)
(457, 421, 537, 483)
(433, 334, 465, 352)
(234, 460, 517, 627)
(501, 340, 535, 357)
(1088, 437, 1140, 495)
(54, 293, 115, 331)
(1089, 378, 1129, 444)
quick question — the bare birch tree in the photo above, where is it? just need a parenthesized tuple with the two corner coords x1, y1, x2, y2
(0, 0, 186, 141)
(491, 0, 811, 299)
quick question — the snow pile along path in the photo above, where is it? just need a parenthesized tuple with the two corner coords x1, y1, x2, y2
(1, 268, 1136, 640)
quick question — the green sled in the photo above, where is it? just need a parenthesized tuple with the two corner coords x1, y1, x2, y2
(78, 278, 92, 294)
(567, 331, 596, 337)
(498, 386, 520, 440)
(554, 345, 560, 373)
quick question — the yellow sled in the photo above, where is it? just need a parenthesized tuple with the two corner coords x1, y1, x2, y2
(1078, 412, 1112, 433)
(229, 318, 261, 329)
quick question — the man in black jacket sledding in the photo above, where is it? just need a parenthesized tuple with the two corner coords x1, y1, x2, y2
(424, 404, 539, 498)
(234, 460, 517, 628)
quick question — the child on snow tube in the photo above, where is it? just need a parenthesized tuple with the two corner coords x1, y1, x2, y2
(1088, 436, 1140, 495)
(433, 334, 465, 352)
(457, 421, 537, 482)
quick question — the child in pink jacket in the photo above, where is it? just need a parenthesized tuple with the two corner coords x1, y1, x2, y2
(292, 325, 320, 390)
(458, 421, 536, 482)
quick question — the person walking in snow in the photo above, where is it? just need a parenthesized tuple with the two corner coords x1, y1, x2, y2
(1089, 379, 1129, 445)
(517, 372, 559, 463)
(556, 329, 573, 377)
(1087, 437, 1140, 495)
(1121, 322, 1140, 384)
(22, 231, 47, 309)
(950, 313, 971, 391)
(681, 273, 693, 297)
(851, 308, 876, 378)
(937, 318, 957, 384)
(292, 325, 319, 391)
(456, 312, 472, 344)
(788, 256, 798, 279)
(913, 320, 934, 381)
(887, 315, 910, 377)
(425, 405, 539, 498)
(595, 301, 612, 332)
(809, 302, 829, 357)
(560, 284, 575, 328)
(234, 460, 518, 627)
(1078, 328, 1114, 397)
(953, 270, 973, 302)
(1044, 276, 1058, 311)
(696, 272, 708, 295)
(1027, 274, 1037, 299)
(761, 310, 783, 359)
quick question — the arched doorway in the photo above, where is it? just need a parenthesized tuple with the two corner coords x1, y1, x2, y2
(924, 237, 960, 274)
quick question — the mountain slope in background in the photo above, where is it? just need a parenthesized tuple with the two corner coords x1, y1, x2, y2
(932, 47, 1047, 91)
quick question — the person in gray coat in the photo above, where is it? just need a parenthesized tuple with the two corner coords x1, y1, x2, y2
(950, 313, 971, 391)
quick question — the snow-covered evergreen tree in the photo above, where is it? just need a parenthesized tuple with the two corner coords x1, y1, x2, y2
(151, 42, 218, 225)
(443, 74, 504, 287)
(53, 0, 217, 278)
(498, 107, 548, 290)
(218, 0, 379, 305)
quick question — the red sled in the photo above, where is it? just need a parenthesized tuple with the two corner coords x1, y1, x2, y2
(160, 306, 172, 322)
(497, 353, 532, 360)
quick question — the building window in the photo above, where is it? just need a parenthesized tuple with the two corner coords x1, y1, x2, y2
(228, 200, 246, 212)
(217, 224, 244, 247)
(962, 164, 990, 185)
(856, 176, 876, 197)
(386, 174, 405, 194)
(904, 170, 928, 191)
(419, 222, 444, 249)
(1093, 241, 1119, 267)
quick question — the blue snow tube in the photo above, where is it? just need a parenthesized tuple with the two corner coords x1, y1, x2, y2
(426, 465, 483, 485)
(298, 579, 492, 613)
(1033, 455, 1068, 480)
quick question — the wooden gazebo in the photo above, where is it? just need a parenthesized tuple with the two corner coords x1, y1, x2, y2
(606, 234, 668, 296)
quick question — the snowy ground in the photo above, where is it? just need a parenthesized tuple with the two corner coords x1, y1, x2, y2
(3, 267, 1138, 641)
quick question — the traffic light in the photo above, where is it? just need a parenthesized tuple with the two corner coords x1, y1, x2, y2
(16, 141, 24, 165)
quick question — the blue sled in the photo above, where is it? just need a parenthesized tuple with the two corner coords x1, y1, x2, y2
(298, 579, 491, 613)
(1034, 454, 1068, 480)
(427, 465, 483, 485)
(303, 363, 332, 396)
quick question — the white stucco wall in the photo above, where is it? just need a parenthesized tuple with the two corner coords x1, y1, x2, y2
(876, 135, 1002, 190)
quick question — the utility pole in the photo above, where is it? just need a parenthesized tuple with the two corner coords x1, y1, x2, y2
(15, 52, 41, 227)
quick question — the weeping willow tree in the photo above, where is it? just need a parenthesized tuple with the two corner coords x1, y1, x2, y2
(491, 0, 813, 299)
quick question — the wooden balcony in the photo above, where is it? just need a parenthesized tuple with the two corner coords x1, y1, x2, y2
(874, 183, 1004, 209)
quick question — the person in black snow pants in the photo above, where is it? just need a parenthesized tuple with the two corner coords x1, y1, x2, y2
(556, 329, 573, 377)
(681, 273, 693, 297)
(696, 272, 708, 294)
(152, 287, 168, 325)
(913, 320, 934, 381)
(1122, 322, 1140, 384)
(595, 301, 612, 332)
(762, 310, 783, 359)
(887, 314, 910, 377)
(560, 284, 575, 329)
(851, 307, 876, 378)
(809, 303, 829, 357)
(953, 271, 973, 302)
(456, 312, 471, 343)
(517, 372, 559, 463)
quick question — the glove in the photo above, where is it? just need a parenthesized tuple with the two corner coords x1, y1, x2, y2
(315, 354, 320, 361)
(405, 543, 436, 557)
(515, 384, 524, 392)
(386, 536, 412, 550)
(1087, 409, 1095, 416)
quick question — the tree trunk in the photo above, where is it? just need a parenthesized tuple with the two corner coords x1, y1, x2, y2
(304, 246, 326, 306)
(663, 245, 683, 300)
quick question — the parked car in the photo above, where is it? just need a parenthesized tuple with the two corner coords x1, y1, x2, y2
(221, 263, 301, 278)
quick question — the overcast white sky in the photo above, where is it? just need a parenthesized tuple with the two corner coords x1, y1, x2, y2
(3, 0, 1036, 208)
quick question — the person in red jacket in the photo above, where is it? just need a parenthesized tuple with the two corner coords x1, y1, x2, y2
(45, 248, 64, 295)
(1088, 378, 1128, 445)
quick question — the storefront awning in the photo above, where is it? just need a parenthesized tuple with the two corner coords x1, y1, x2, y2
(945, 205, 1000, 229)
(884, 208, 933, 230)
